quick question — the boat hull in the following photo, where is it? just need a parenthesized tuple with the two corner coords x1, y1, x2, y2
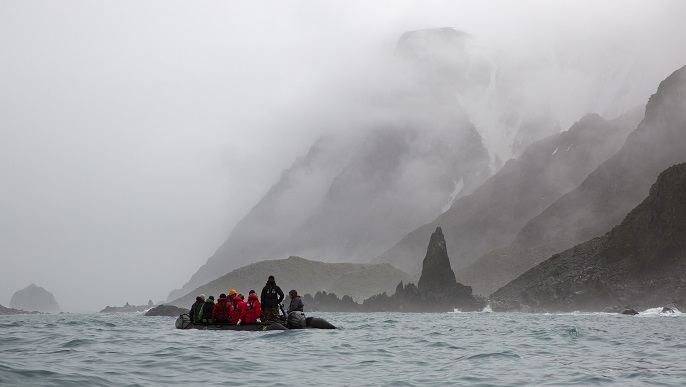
(175, 314, 335, 330)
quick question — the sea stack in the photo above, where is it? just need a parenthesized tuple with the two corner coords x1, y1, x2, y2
(10, 283, 62, 313)
(416, 227, 476, 310)
(418, 227, 459, 297)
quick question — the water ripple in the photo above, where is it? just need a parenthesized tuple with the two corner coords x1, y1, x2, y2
(1, 312, 686, 385)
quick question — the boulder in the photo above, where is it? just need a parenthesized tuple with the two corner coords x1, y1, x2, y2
(621, 309, 639, 315)
(144, 304, 188, 317)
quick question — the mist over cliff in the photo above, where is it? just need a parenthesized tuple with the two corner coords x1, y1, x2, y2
(173, 22, 684, 300)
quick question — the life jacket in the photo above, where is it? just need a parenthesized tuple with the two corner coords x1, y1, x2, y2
(230, 296, 246, 324)
(289, 295, 303, 312)
(212, 298, 232, 320)
(244, 294, 262, 324)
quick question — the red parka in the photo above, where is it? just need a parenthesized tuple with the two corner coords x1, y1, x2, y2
(230, 295, 247, 324)
(244, 293, 262, 324)
(212, 297, 232, 320)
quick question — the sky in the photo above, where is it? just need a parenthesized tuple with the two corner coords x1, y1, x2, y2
(2, 0, 686, 312)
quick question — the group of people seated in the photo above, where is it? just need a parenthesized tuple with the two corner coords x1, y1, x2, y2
(188, 275, 303, 325)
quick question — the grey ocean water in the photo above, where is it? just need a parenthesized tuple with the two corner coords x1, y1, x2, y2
(1, 310, 685, 386)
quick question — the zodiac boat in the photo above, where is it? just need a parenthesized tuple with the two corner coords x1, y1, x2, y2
(174, 314, 335, 331)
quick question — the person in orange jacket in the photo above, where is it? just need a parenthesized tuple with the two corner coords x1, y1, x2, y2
(243, 292, 262, 324)
(230, 294, 247, 325)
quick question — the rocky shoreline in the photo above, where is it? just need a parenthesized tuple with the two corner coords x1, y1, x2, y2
(0, 304, 42, 316)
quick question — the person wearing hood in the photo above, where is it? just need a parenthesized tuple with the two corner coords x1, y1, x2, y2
(260, 275, 284, 322)
(244, 293, 262, 324)
(198, 296, 215, 324)
(212, 293, 232, 323)
(287, 290, 304, 314)
(189, 296, 204, 323)
(230, 294, 247, 325)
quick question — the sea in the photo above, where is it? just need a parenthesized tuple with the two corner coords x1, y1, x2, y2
(1, 308, 685, 386)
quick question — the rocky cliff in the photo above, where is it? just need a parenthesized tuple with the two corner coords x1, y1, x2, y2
(514, 65, 686, 253)
(459, 65, 686, 296)
(378, 108, 641, 275)
(10, 284, 61, 313)
(172, 28, 658, 301)
(490, 163, 686, 312)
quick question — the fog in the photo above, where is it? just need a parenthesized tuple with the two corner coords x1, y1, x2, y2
(1, 1, 685, 312)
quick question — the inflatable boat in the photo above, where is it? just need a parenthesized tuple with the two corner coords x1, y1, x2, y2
(175, 314, 335, 331)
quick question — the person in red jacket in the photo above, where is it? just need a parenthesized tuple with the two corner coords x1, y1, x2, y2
(212, 293, 232, 323)
(230, 294, 247, 325)
(243, 293, 262, 324)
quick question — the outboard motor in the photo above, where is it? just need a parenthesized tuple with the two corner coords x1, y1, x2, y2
(175, 314, 193, 329)
(287, 311, 307, 329)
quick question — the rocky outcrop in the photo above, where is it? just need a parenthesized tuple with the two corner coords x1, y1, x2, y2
(0, 304, 41, 315)
(621, 309, 639, 316)
(363, 227, 483, 312)
(144, 304, 187, 317)
(10, 284, 61, 313)
(289, 228, 484, 313)
(300, 292, 360, 313)
(490, 163, 686, 312)
(100, 302, 150, 313)
(417, 227, 472, 299)
(378, 108, 641, 275)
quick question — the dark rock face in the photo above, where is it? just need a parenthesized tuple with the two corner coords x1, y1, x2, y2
(417, 227, 457, 297)
(416, 228, 478, 310)
(365, 227, 483, 312)
(378, 108, 641, 275)
(621, 309, 639, 316)
(490, 163, 686, 312)
(144, 304, 187, 317)
(10, 284, 61, 313)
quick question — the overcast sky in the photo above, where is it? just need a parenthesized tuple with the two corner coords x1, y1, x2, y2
(2, 1, 685, 312)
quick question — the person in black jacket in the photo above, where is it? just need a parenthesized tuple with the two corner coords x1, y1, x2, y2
(189, 296, 204, 323)
(260, 275, 284, 321)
